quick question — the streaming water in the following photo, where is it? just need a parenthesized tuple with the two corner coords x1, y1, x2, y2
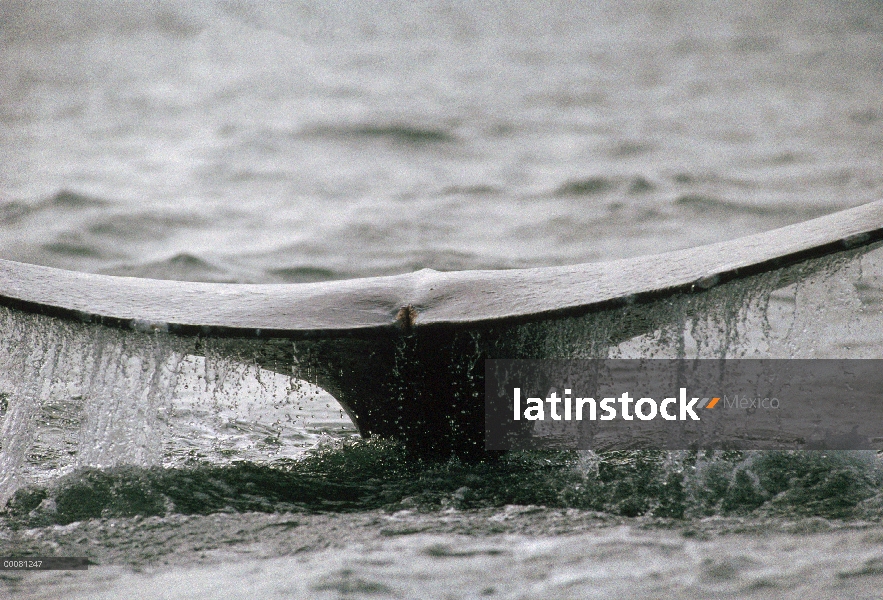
(2, 245, 883, 599)
(2, 0, 883, 597)
(0, 318, 357, 506)
(1, 244, 881, 508)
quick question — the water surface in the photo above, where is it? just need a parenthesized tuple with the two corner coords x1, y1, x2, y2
(2, 1, 883, 598)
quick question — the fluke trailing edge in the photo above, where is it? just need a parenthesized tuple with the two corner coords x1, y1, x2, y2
(1, 200, 882, 338)
(1, 200, 883, 456)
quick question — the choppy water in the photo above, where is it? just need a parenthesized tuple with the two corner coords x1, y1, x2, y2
(2, 0, 882, 280)
(2, 0, 883, 598)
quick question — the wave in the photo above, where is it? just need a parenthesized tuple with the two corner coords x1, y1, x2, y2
(87, 212, 202, 243)
(441, 184, 501, 196)
(851, 109, 880, 125)
(267, 266, 340, 283)
(671, 193, 830, 218)
(0, 200, 30, 225)
(48, 190, 110, 209)
(674, 194, 777, 216)
(102, 253, 234, 283)
(0, 1, 205, 43)
(0, 190, 110, 225)
(555, 177, 615, 196)
(1, 220, 882, 528)
(628, 176, 655, 193)
(608, 141, 654, 158)
(553, 176, 657, 197)
(3, 441, 881, 526)
(40, 239, 108, 259)
(300, 123, 457, 146)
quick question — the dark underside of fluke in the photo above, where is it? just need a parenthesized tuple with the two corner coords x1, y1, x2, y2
(2, 200, 883, 457)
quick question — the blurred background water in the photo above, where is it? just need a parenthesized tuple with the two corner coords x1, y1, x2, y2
(2, 2, 883, 597)
(1, 0, 881, 283)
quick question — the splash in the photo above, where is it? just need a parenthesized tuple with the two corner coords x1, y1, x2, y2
(4, 441, 882, 525)
(523, 244, 883, 361)
(0, 311, 352, 507)
(0, 244, 882, 509)
(0, 310, 188, 505)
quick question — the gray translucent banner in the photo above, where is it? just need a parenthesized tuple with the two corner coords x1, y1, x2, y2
(485, 360, 883, 451)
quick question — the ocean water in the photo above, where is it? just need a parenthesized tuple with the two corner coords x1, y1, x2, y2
(2, 1, 883, 598)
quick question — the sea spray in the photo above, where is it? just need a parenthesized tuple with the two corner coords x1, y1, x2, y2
(0, 309, 66, 505)
(0, 306, 359, 509)
(74, 327, 185, 468)
(4, 442, 882, 526)
(507, 251, 792, 364)
(163, 341, 343, 467)
(1, 244, 883, 516)
(524, 245, 883, 362)
(0, 308, 190, 505)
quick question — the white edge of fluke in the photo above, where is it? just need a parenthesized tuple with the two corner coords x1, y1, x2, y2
(1, 199, 882, 338)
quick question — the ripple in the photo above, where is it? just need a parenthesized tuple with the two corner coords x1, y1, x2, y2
(104, 253, 233, 283)
(301, 123, 457, 146)
(555, 177, 615, 197)
(674, 194, 777, 216)
(267, 266, 339, 283)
